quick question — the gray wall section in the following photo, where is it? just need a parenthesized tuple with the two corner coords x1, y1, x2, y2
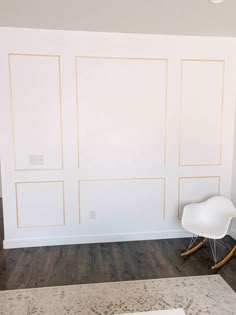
(1, 0, 236, 37)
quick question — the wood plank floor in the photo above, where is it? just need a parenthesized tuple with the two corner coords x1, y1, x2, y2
(0, 199, 235, 292)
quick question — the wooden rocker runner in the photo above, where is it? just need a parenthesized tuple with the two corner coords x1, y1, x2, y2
(180, 196, 236, 269)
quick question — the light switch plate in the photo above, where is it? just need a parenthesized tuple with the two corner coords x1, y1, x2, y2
(29, 154, 44, 166)
(89, 209, 96, 220)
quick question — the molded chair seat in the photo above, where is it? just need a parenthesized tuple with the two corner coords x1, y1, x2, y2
(181, 196, 236, 269)
(182, 196, 236, 239)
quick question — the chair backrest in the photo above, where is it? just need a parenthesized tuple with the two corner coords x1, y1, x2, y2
(182, 196, 236, 227)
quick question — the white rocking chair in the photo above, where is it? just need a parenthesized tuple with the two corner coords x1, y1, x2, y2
(181, 196, 236, 269)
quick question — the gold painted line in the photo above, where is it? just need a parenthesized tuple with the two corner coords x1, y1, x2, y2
(15, 180, 64, 184)
(77, 56, 168, 61)
(9, 53, 60, 58)
(178, 176, 221, 180)
(58, 56, 64, 170)
(8, 54, 17, 170)
(15, 168, 64, 171)
(179, 163, 222, 167)
(78, 177, 165, 182)
(163, 178, 166, 220)
(181, 59, 225, 63)
(78, 181, 81, 224)
(62, 182, 66, 225)
(75, 57, 80, 169)
(219, 61, 225, 165)
(164, 60, 168, 167)
(178, 177, 181, 220)
(17, 224, 65, 229)
(179, 60, 183, 166)
(15, 182, 20, 228)
(218, 177, 221, 195)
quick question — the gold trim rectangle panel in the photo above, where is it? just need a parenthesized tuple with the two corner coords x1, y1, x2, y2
(8, 53, 64, 171)
(15, 180, 66, 228)
(75, 56, 168, 169)
(179, 59, 225, 166)
(78, 177, 166, 223)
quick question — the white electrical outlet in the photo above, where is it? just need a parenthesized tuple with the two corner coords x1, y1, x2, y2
(29, 154, 44, 166)
(89, 209, 96, 220)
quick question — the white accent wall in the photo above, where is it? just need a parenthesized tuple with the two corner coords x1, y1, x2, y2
(0, 28, 236, 249)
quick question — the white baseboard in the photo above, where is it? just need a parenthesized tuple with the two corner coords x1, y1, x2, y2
(3, 230, 191, 249)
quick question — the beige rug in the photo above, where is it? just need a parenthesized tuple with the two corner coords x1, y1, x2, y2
(0, 275, 235, 315)
(117, 310, 185, 315)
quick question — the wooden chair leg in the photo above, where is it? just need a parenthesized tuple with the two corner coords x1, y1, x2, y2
(181, 238, 208, 257)
(211, 245, 236, 270)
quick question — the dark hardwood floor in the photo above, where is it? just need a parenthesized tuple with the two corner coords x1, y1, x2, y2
(0, 199, 235, 292)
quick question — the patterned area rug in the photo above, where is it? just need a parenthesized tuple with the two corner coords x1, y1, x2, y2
(0, 275, 235, 315)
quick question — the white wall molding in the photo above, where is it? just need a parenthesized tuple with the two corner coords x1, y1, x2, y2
(1, 28, 236, 249)
(3, 230, 191, 249)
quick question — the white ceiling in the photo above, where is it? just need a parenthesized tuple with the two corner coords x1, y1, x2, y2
(0, 0, 236, 37)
